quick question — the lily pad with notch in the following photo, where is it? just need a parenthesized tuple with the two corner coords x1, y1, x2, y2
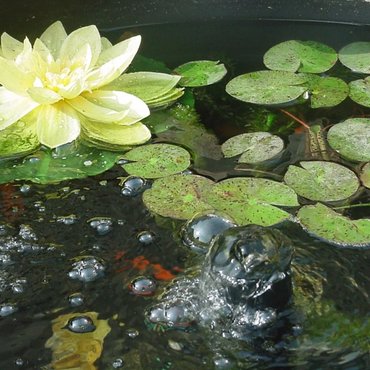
(121, 143, 191, 179)
(297, 203, 370, 247)
(284, 161, 360, 202)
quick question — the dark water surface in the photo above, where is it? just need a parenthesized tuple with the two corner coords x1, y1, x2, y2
(0, 20, 370, 369)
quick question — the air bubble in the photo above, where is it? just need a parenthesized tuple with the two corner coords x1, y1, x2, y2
(89, 218, 113, 235)
(126, 328, 139, 338)
(129, 276, 157, 296)
(68, 293, 84, 307)
(137, 231, 156, 245)
(68, 256, 105, 282)
(121, 176, 150, 197)
(0, 304, 18, 317)
(112, 358, 124, 368)
(19, 184, 31, 194)
(67, 315, 96, 333)
(56, 214, 78, 225)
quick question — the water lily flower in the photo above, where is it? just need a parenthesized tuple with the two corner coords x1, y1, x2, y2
(0, 21, 153, 149)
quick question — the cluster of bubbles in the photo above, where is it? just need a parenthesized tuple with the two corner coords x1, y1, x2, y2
(68, 256, 106, 283)
(89, 217, 113, 236)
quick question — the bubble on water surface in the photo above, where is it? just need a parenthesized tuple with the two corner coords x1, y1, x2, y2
(19, 184, 31, 194)
(126, 328, 139, 338)
(137, 230, 156, 245)
(0, 304, 18, 317)
(129, 276, 157, 296)
(15, 358, 24, 366)
(68, 293, 85, 307)
(68, 256, 105, 282)
(112, 358, 125, 368)
(67, 315, 96, 333)
(89, 218, 113, 235)
(18, 224, 37, 241)
(121, 176, 150, 197)
(56, 214, 78, 225)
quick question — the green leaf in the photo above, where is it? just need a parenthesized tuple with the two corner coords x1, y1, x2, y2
(145, 87, 184, 108)
(226, 70, 309, 105)
(264, 40, 337, 73)
(221, 132, 284, 163)
(204, 177, 299, 226)
(348, 77, 370, 107)
(0, 144, 118, 184)
(360, 162, 370, 188)
(307, 76, 348, 108)
(127, 54, 172, 73)
(339, 42, 370, 73)
(327, 118, 370, 162)
(121, 143, 191, 179)
(284, 161, 359, 202)
(143, 174, 215, 219)
(297, 203, 370, 247)
(0, 119, 40, 157)
(174, 60, 227, 87)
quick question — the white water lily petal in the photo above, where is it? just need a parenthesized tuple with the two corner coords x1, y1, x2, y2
(59, 25, 101, 69)
(82, 119, 151, 145)
(27, 87, 62, 104)
(0, 87, 39, 130)
(35, 102, 81, 148)
(33, 38, 54, 65)
(68, 90, 150, 124)
(40, 21, 67, 59)
(101, 37, 112, 51)
(1, 32, 23, 60)
(0, 58, 33, 94)
(14, 37, 34, 72)
(86, 35, 141, 89)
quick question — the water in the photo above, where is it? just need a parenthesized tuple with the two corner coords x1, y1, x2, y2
(0, 19, 370, 369)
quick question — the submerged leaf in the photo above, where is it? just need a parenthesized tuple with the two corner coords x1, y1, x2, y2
(221, 132, 284, 163)
(226, 70, 309, 105)
(264, 40, 337, 73)
(284, 161, 359, 202)
(327, 118, 370, 162)
(143, 174, 215, 220)
(205, 177, 298, 226)
(339, 42, 370, 73)
(174, 60, 227, 87)
(360, 162, 370, 188)
(297, 203, 370, 247)
(122, 143, 191, 179)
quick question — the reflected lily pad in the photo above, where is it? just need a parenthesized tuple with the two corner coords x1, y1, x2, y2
(339, 42, 370, 73)
(297, 203, 370, 247)
(327, 118, 370, 162)
(360, 162, 370, 188)
(0, 144, 118, 184)
(349, 78, 370, 107)
(174, 60, 227, 87)
(122, 143, 191, 179)
(205, 177, 298, 226)
(221, 132, 284, 163)
(284, 161, 359, 202)
(226, 70, 309, 105)
(143, 174, 215, 220)
(264, 40, 337, 73)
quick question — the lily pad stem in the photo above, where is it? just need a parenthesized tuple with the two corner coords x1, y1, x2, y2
(333, 203, 370, 210)
(280, 109, 310, 129)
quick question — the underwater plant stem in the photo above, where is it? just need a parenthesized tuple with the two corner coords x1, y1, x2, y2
(280, 109, 310, 129)
(333, 203, 370, 210)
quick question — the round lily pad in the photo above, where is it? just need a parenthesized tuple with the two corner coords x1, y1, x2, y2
(226, 70, 309, 105)
(349, 78, 370, 108)
(264, 40, 337, 73)
(204, 177, 298, 226)
(284, 161, 359, 202)
(142, 174, 215, 220)
(122, 143, 191, 179)
(297, 203, 370, 247)
(327, 118, 370, 162)
(221, 132, 284, 163)
(339, 42, 370, 73)
(174, 60, 227, 87)
(360, 162, 370, 188)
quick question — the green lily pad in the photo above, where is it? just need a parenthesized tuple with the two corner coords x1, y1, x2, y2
(221, 132, 284, 163)
(360, 162, 370, 188)
(264, 40, 337, 73)
(143, 174, 215, 220)
(284, 161, 359, 202)
(297, 203, 370, 247)
(348, 78, 370, 107)
(307, 76, 348, 108)
(339, 42, 370, 73)
(0, 119, 40, 157)
(226, 70, 309, 105)
(145, 87, 184, 108)
(0, 144, 118, 184)
(204, 177, 299, 226)
(327, 118, 370, 162)
(121, 143, 191, 179)
(174, 60, 227, 87)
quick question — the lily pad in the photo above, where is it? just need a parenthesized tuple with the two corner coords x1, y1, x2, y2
(174, 60, 227, 87)
(297, 203, 370, 247)
(204, 177, 299, 226)
(339, 42, 370, 73)
(264, 40, 337, 73)
(226, 70, 309, 105)
(284, 161, 359, 202)
(145, 87, 184, 108)
(327, 118, 370, 162)
(360, 162, 370, 188)
(348, 77, 370, 108)
(143, 174, 215, 220)
(221, 132, 284, 163)
(0, 144, 118, 184)
(121, 143, 191, 179)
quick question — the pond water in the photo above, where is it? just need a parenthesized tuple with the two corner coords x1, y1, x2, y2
(0, 20, 370, 369)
